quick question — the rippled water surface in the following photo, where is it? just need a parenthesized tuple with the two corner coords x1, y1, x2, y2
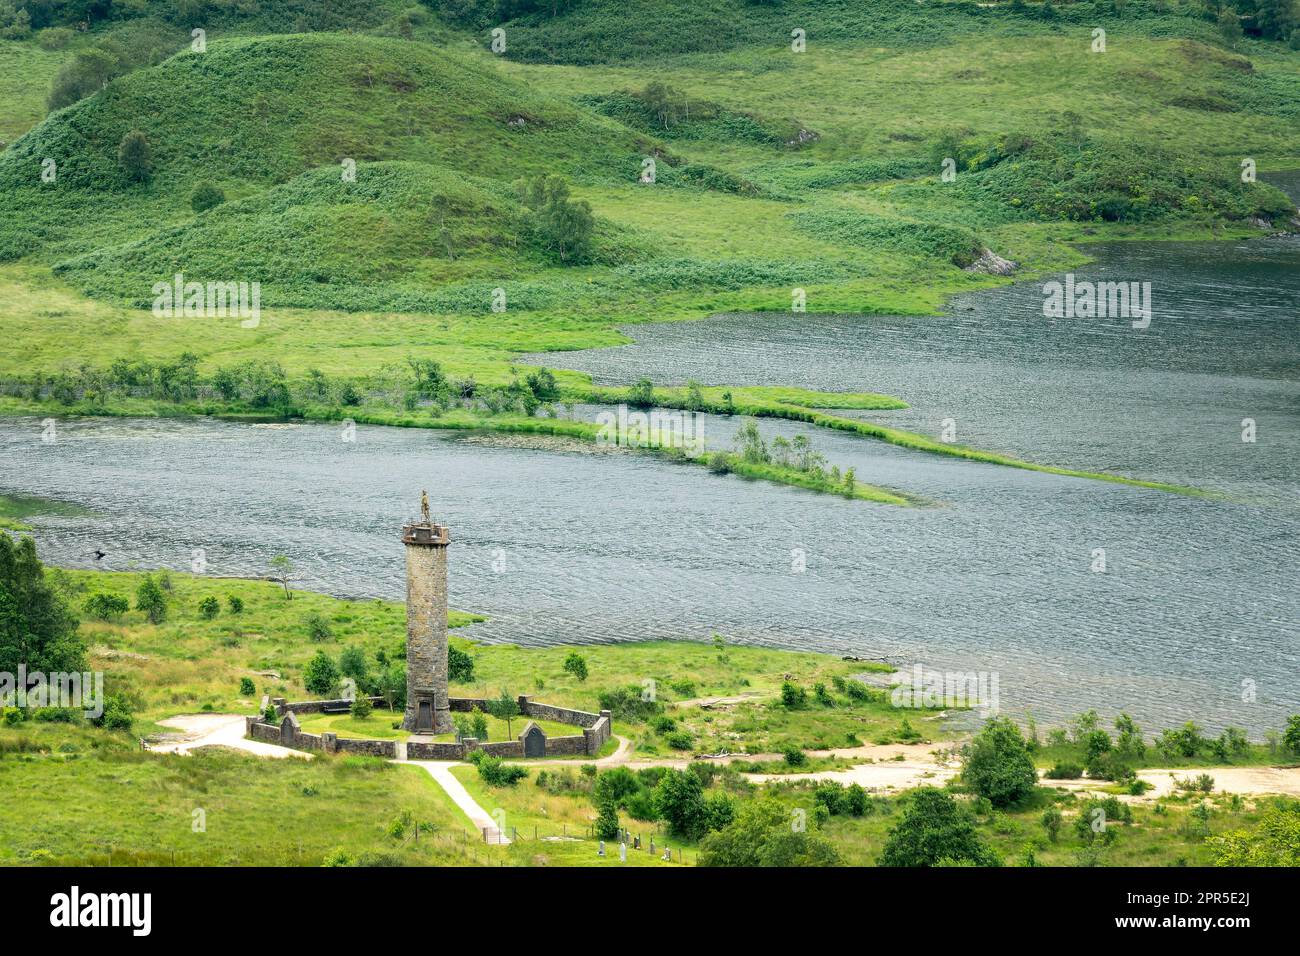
(3, 190, 1298, 733)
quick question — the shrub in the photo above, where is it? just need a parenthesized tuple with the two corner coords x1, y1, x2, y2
(448, 644, 474, 683)
(135, 575, 167, 624)
(303, 651, 340, 695)
(37, 26, 74, 50)
(1282, 715, 1300, 756)
(961, 717, 1038, 808)
(780, 681, 806, 708)
(562, 651, 588, 681)
(475, 754, 528, 787)
(92, 694, 134, 732)
(878, 788, 1000, 867)
(350, 695, 373, 719)
(197, 596, 220, 620)
(1044, 762, 1083, 780)
(1087, 751, 1135, 784)
(782, 745, 806, 767)
(239, 677, 256, 696)
(83, 592, 129, 620)
(1041, 806, 1062, 843)
(305, 612, 332, 642)
(118, 130, 153, 183)
(190, 182, 225, 214)
(595, 797, 620, 840)
(597, 684, 662, 721)
(227, 595, 244, 614)
(699, 799, 839, 867)
(664, 731, 693, 751)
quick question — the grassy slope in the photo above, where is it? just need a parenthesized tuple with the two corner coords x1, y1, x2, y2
(4, 562, 1294, 866)
(0, 737, 480, 865)
(0, 11, 1296, 493)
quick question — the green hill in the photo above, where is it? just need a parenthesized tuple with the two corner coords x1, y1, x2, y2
(0, 32, 658, 260)
(52, 160, 652, 313)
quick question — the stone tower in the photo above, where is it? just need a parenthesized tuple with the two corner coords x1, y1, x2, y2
(402, 511, 453, 735)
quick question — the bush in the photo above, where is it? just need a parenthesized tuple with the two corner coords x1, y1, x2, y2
(664, 731, 693, 751)
(475, 754, 528, 787)
(239, 677, 256, 696)
(303, 651, 340, 695)
(651, 715, 677, 734)
(1044, 762, 1083, 780)
(595, 797, 620, 840)
(92, 694, 134, 732)
(780, 681, 807, 708)
(448, 644, 474, 683)
(879, 788, 1000, 867)
(699, 799, 839, 867)
(305, 612, 332, 642)
(190, 182, 225, 214)
(1087, 751, 1135, 784)
(227, 595, 244, 614)
(83, 592, 129, 620)
(37, 26, 74, 50)
(350, 695, 373, 719)
(135, 575, 167, 624)
(782, 745, 807, 767)
(562, 651, 588, 682)
(118, 129, 153, 183)
(197, 596, 220, 620)
(961, 717, 1038, 808)
(597, 684, 662, 721)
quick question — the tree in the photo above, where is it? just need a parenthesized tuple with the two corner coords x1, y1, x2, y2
(83, 592, 129, 620)
(562, 650, 588, 681)
(595, 797, 620, 841)
(376, 663, 406, 712)
(487, 689, 521, 738)
(0, 534, 85, 675)
(961, 716, 1038, 808)
(1283, 715, 1300, 756)
(190, 181, 225, 214)
(1255, 0, 1298, 40)
(1212, 802, 1300, 866)
(699, 799, 840, 867)
(303, 651, 340, 696)
(514, 174, 594, 264)
(118, 129, 153, 183)
(653, 769, 708, 839)
(1217, 8, 1243, 46)
(135, 574, 167, 625)
(350, 694, 373, 719)
(338, 645, 369, 685)
(878, 788, 1001, 867)
(269, 554, 294, 599)
(47, 46, 120, 111)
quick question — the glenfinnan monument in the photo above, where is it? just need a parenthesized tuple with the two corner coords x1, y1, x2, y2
(402, 490, 453, 734)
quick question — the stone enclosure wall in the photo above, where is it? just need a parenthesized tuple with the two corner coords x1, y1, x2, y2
(248, 698, 612, 760)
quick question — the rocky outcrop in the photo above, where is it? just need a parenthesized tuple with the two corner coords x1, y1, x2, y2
(963, 248, 1017, 276)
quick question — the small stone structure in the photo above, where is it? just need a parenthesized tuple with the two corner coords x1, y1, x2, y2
(247, 499, 613, 760)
